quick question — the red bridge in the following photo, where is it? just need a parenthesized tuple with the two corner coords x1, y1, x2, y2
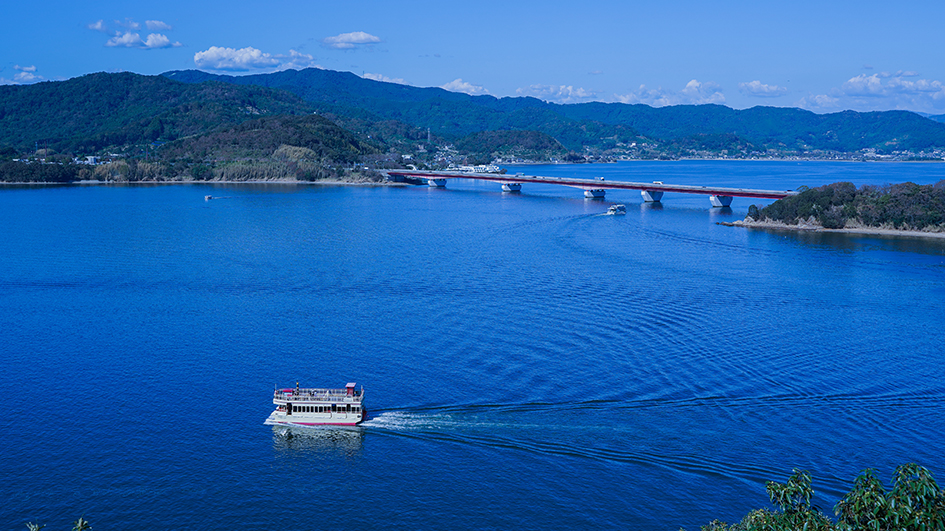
(387, 170, 797, 207)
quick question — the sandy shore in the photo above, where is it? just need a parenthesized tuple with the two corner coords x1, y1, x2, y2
(719, 219, 945, 240)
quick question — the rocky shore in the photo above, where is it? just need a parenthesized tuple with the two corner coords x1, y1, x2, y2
(719, 217, 945, 239)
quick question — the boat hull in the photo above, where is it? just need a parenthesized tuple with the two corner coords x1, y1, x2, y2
(264, 410, 364, 427)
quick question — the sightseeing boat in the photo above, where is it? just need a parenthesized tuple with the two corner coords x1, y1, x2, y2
(264, 382, 366, 427)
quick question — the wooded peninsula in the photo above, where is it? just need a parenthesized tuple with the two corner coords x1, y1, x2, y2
(728, 180, 945, 235)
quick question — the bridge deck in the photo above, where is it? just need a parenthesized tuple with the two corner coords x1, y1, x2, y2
(387, 170, 797, 200)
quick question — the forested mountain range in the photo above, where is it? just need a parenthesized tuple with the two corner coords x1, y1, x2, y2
(163, 68, 945, 155)
(3, 67, 945, 184)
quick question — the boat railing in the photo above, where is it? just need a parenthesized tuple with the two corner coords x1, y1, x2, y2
(273, 387, 363, 403)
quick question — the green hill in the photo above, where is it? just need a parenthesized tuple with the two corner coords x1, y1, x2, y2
(751, 181, 945, 230)
(0, 73, 381, 182)
(0, 72, 313, 154)
(163, 68, 945, 154)
(455, 130, 569, 163)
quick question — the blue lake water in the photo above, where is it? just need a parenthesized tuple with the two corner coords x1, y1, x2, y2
(2, 161, 945, 530)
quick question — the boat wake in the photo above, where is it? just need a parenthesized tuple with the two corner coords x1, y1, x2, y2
(361, 410, 457, 431)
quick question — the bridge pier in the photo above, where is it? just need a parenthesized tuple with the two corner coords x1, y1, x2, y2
(501, 183, 522, 192)
(427, 178, 447, 188)
(584, 189, 606, 199)
(709, 195, 733, 207)
(641, 190, 664, 202)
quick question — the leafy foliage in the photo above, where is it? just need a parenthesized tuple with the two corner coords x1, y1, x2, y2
(699, 464, 945, 531)
(0, 161, 85, 182)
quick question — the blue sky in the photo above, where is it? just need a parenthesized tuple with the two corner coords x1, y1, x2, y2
(3, 0, 945, 114)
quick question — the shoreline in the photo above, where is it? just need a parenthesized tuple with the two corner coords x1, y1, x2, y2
(719, 219, 945, 240)
(0, 178, 408, 187)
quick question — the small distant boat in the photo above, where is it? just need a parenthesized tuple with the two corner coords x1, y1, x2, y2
(607, 204, 627, 215)
(205, 195, 213, 201)
(264, 383, 366, 427)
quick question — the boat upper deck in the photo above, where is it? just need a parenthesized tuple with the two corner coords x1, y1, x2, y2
(273, 384, 364, 404)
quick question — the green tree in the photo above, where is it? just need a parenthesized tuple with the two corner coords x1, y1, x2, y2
(698, 464, 945, 531)
(835, 463, 945, 531)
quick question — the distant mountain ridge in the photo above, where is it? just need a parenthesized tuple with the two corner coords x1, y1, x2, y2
(2, 68, 945, 170)
(163, 68, 945, 154)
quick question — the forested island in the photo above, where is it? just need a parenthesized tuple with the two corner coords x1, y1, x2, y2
(726, 180, 945, 236)
(4, 68, 945, 184)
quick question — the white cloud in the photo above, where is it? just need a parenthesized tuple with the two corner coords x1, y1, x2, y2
(797, 94, 840, 111)
(90, 18, 181, 48)
(887, 77, 944, 94)
(5, 65, 44, 84)
(14, 72, 42, 83)
(194, 46, 280, 71)
(145, 20, 172, 31)
(278, 50, 321, 71)
(680, 80, 724, 103)
(322, 31, 381, 50)
(516, 84, 596, 104)
(88, 20, 108, 33)
(106, 31, 142, 47)
(589, 70, 604, 75)
(143, 33, 175, 48)
(842, 74, 885, 96)
(440, 78, 490, 96)
(841, 72, 944, 97)
(797, 71, 945, 113)
(192, 47, 321, 72)
(615, 79, 725, 107)
(738, 80, 789, 98)
(105, 31, 181, 49)
(364, 73, 406, 84)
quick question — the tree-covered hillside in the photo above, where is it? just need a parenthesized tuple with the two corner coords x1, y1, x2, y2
(158, 113, 372, 162)
(164, 68, 945, 155)
(454, 130, 569, 163)
(749, 180, 945, 230)
(0, 72, 314, 154)
(0, 73, 384, 183)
